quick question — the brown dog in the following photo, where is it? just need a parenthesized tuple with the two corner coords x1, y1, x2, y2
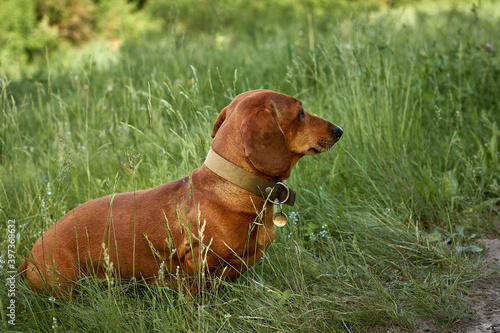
(19, 89, 343, 296)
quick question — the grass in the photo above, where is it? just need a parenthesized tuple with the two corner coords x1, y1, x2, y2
(1, 1, 500, 331)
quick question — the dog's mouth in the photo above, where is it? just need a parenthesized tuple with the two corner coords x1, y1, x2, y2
(307, 140, 336, 155)
(307, 147, 323, 155)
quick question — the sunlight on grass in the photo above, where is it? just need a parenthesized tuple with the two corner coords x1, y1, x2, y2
(1, 0, 499, 331)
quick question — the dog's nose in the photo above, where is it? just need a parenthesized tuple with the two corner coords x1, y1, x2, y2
(334, 126, 343, 140)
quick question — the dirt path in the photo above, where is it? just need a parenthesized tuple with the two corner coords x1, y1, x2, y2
(373, 235, 500, 333)
(456, 236, 500, 333)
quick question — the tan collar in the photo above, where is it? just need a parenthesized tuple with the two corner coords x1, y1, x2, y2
(204, 147, 296, 206)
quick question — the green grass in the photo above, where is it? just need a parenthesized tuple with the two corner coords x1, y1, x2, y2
(1, 1, 500, 331)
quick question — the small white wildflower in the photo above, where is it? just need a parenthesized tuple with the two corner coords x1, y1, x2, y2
(158, 261, 166, 280)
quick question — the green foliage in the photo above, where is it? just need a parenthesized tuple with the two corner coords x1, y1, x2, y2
(143, 0, 422, 37)
(2, 0, 425, 64)
(0, 0, 159, 64)
(1, 0, 499, 331)
(0, 0, 59, 62)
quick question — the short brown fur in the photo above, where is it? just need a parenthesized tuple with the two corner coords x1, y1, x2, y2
(20, 89, 342, 296)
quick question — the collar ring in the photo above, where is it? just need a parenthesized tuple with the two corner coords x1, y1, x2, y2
(268, 182, 290, 205)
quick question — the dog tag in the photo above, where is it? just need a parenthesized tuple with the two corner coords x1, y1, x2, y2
(272, 212, 288, 227)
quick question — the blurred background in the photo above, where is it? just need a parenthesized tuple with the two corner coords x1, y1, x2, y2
(0, 0, 467, 64)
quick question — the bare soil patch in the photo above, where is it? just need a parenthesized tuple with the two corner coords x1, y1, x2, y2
(367, 235, 500, 333)
(456, 236, 500, 333)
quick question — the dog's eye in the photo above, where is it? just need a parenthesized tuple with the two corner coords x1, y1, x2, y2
(298, 110, 305, 119)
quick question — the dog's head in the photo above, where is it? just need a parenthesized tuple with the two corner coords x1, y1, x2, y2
(211, 90, 343, 179)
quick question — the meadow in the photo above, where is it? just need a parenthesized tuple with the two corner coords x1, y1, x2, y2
(1, 0, 500, 331)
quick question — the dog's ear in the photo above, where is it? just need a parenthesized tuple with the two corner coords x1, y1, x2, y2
(241, 109, 291, 177)
(212, 106, 228, 138)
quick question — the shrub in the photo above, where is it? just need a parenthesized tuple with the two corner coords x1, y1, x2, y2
(0, 0, 158, 64)
(0, 0, 59, 62)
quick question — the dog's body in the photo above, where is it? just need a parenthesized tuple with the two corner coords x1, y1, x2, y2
(20, 89, 342, 295)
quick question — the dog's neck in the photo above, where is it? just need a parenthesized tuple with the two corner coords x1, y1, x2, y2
(204, 147, 296, 206)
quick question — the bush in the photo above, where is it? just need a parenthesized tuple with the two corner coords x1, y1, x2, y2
(0, 0, 59, 62)
(0, 0, 159, 64)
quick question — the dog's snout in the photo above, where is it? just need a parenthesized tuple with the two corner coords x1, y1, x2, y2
(333, 126, 343, 140)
